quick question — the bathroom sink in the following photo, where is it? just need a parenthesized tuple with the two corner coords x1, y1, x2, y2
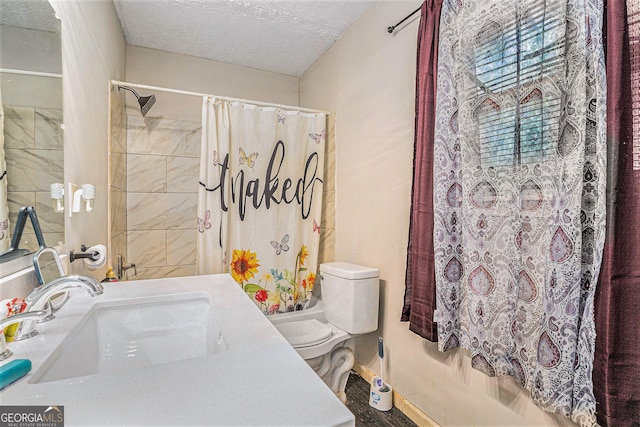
(3, 274, 355, 426)
(30, 292, 224, 384)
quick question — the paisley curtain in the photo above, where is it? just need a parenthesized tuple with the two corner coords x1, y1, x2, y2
(197, 97, 326, 315)
(0, 89, 9, 253)
(433, 1, 606, 425)
(402, 0, 443, 342)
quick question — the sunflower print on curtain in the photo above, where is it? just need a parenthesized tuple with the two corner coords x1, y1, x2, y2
(432, 0, 605, 425)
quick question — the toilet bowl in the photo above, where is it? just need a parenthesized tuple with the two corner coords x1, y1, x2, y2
(270, 262, 379, 402)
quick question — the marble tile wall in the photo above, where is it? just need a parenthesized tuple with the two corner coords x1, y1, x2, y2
(4, 105, 64, 251)
(124, 115, 201, 280)
(317, 113, 336, 267)
(114, 112, 334, 282)
(109, 88, 127, 271)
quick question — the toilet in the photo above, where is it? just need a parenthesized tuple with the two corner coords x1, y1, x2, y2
(269, 262, 379, 402)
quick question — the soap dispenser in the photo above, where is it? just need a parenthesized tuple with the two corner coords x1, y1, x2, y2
(101, 267, 118, 283)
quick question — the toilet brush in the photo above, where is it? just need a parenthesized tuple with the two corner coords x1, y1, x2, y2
(376, 336, 389, 392)
(369, 336, 393, 411)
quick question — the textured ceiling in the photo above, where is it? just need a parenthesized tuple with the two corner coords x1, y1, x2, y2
(113, 0, 374, 77)
(0, 0, 60, 33)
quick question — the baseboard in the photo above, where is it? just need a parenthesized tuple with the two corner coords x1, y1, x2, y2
(352, 362, 440, 427)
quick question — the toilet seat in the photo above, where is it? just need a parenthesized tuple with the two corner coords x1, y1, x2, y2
(275, 319, 333, 348)
(273, 318, 351, 360)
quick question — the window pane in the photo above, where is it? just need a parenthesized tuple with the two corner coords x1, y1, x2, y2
(474, 1, 564, 167)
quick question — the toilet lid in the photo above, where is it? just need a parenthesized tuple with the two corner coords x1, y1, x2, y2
(275, 319, 334, 348)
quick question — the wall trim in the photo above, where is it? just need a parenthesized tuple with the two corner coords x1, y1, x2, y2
(352, 362, 440, 427)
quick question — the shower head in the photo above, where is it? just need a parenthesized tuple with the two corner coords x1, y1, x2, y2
(138, 94, 156, 116)
(117, 85, 156, 117)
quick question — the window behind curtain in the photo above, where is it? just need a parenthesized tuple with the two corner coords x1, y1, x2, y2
(474, 1, 564, 167)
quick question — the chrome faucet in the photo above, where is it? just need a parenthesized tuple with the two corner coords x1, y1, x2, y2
(117, 254, 136, 280)
(11, 275, 104, 341)
(0, 310, 49, 331)
(0, 310, 49, 360)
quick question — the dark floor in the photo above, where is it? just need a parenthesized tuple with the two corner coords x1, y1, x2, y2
(345, 372, 418, 427)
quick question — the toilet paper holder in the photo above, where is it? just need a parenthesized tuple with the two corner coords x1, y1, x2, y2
(69, 245, 100, 263)
(69, 244, 107, 271)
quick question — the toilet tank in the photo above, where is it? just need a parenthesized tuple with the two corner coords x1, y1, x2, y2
(320, 262, 379, 334)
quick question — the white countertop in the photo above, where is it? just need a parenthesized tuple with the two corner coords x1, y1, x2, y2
(0, 274, 355, 426)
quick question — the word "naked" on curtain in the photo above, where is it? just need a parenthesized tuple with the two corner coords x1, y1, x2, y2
(197, 97, 327, 316)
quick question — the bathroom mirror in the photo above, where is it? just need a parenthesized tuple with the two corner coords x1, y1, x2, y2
(0, 0, 64, 260)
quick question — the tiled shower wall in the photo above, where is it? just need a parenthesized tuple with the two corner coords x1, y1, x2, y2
(5, 105, 64, 251)
(110, 107, 335, 282)
(317, 113, 335, 266)
(3, 73, 64, 253)
(124, 116, 201, 280)
(109, 88, 127, 270)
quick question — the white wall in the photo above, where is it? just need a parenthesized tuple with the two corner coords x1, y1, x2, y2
(124, 45, 299, 122)
(300, 2, 577, 426)
(49, 0, 126, 279)
(0, 25, 61, 74)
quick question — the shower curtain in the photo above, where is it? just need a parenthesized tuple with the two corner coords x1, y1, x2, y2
(433, 0, 605, 425)
(197, 97, 326, 314)
(0, 89, 10, 253)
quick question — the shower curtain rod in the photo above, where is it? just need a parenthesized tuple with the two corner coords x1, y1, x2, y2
(110, 80, 329, 115)
(0, 68, 62, 79)
(387, 5, 421, 33)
